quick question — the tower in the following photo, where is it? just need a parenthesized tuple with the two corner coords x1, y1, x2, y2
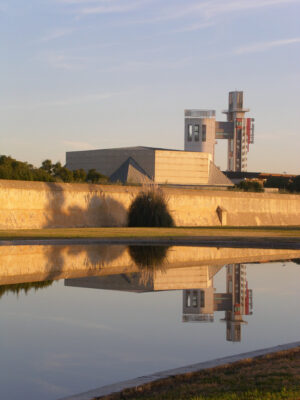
(184, 109, 216, 161)
(223, 91, 255, 172)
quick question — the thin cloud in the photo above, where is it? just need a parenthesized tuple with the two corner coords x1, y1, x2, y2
(59, 0, 155, 15)
(37, 28, 74, 43)
(62, 140, 96, 150)
(235, 37, 300, 54)
(129, 0, 300, 25)
(2, 91, 127, 110)
(43, 51, 88, 70)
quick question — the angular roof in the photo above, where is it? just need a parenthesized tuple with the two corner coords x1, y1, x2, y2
(110, 157, 152, 184)
(208, 162, 234, 186)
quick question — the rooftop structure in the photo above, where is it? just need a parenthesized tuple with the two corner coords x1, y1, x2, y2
(184, 91, 255, 172)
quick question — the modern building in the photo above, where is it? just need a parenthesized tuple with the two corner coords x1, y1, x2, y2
(66, 146, 232, 187)
(66, 90, 254, 185)
(184, 91, 255, 172)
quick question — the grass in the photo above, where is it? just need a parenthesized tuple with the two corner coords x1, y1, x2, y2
(1, 226, 300, 240)
(94, 347, 300, 400)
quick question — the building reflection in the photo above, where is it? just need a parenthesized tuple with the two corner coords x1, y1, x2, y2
(182, 264, 253, 342)
(65, 261, 253, 342)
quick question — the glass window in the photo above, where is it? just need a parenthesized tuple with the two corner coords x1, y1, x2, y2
(194, 125, 199, 141)
(186, 291, 191, 307)
(187, 125, 193, 141)
(202, 125, 206, 142)
(192, 291, 198, 307)
(200, 290, 205, 307)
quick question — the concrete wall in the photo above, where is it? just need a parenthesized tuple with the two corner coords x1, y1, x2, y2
(154, 151, 211, 185)
(1, 179, 300, 229)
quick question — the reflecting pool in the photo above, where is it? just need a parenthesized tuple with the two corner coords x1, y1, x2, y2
(0, 244, 300, 399)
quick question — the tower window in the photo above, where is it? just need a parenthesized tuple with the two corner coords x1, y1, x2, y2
(202, 125, 206, 142)
(187, 125, 193, 141)
(194, 125, 199, 141)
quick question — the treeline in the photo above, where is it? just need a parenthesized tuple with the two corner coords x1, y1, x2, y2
(236, 175, 300, 193)
(0, 156, 108, 183)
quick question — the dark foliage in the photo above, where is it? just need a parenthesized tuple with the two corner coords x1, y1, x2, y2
(236, 180, 264, 192)
(86, 168, 108, 183)
(290, 176, 300, 193)
(0, 280, 53, 299)
(128, 245, 169, 268)
(0, 155, 108, 184)
(128, 188, 174, 227)
(264, 176, 291, 190)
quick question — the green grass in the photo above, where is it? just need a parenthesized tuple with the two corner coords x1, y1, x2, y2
(1, 226, 300, 240)
(95, 347, 300, 400)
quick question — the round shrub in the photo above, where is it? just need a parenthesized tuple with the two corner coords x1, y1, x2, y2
(128, 188, 174, 227)
(129, 245, 169, 268)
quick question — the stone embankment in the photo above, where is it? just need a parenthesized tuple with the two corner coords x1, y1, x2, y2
(1, 179, 300, 229)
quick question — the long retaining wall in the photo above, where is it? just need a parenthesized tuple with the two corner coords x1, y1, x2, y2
(1, 180, 300, 229)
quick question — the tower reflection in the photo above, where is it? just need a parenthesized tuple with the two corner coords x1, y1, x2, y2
(182, 264, 253, 342)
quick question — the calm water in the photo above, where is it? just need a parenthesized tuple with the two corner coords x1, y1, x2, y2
(1, 244, 300, 400)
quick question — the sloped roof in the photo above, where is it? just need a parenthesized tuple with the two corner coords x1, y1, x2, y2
(110, 157, 153, 184)
(208, 162, 234, 186)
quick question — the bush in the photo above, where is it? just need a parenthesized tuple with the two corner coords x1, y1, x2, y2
(129, 245, 169, 268)
(264, 176, 291, 190)
(236, 180, 264, 192)
(290, 176, 300, 193)
(128, 188, 174, 227)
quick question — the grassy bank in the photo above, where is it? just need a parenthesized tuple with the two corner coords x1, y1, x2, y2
(95, 347, 300, 400)
(1, 226, 300, 240)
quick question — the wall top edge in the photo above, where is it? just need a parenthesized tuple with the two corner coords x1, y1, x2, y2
(0, 179, 300, 199)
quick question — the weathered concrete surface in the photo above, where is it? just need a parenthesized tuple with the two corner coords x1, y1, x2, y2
(58, 341, 300, 400)
(1, 179, 300, 228)
(1, 244, 300, 285)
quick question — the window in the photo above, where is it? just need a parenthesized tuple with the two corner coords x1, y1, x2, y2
(202, 125, 206, 142)
(200, 290, 205, 307)
(192, 291, 198, 307)
(187, 125, 193, 141)
(186, 291, 191, 307)
(194, 125, 199, 141)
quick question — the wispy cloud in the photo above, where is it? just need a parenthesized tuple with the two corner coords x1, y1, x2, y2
(98, 57, 192, 73)
(2, 91, 127, 110)
(235, 37, 300, 54)
(62, 140, 96, 150)
(43, 51, 88, 70)
(128, 0, 300, 25)
(59, 0, 155, 15)
(37, 28, 74, 43)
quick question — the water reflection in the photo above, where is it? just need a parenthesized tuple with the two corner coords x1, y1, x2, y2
(65, 260, 253, 342)
(183, 264, 252, 342)
(0, 280, 53, 298)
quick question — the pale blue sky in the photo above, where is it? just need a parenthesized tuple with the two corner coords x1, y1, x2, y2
(1, 0, 300, 173)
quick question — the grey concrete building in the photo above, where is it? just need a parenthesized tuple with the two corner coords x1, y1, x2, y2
(66, 146, 232, 187)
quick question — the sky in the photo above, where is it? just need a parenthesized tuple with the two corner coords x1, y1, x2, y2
(1, 0, 300, 173)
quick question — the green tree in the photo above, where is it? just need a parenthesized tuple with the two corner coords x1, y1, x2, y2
(264, 176, 290, 190)
(86, 169, 107, 183)
(73, 169, 87, 182)
(236, 180, 264, 192)
(41, 159, 53, 175)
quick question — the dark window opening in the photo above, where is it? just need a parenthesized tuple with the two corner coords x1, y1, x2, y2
(202, 125, 206, 142)
(194, 125, 199, 141)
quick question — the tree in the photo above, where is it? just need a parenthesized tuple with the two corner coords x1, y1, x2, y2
(41, 159, 53, 175)
(264, 176, 290, 190)
(73, 169, 87, 182)
(86, 169, 107, 183)
(236, 180, 264, 192)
